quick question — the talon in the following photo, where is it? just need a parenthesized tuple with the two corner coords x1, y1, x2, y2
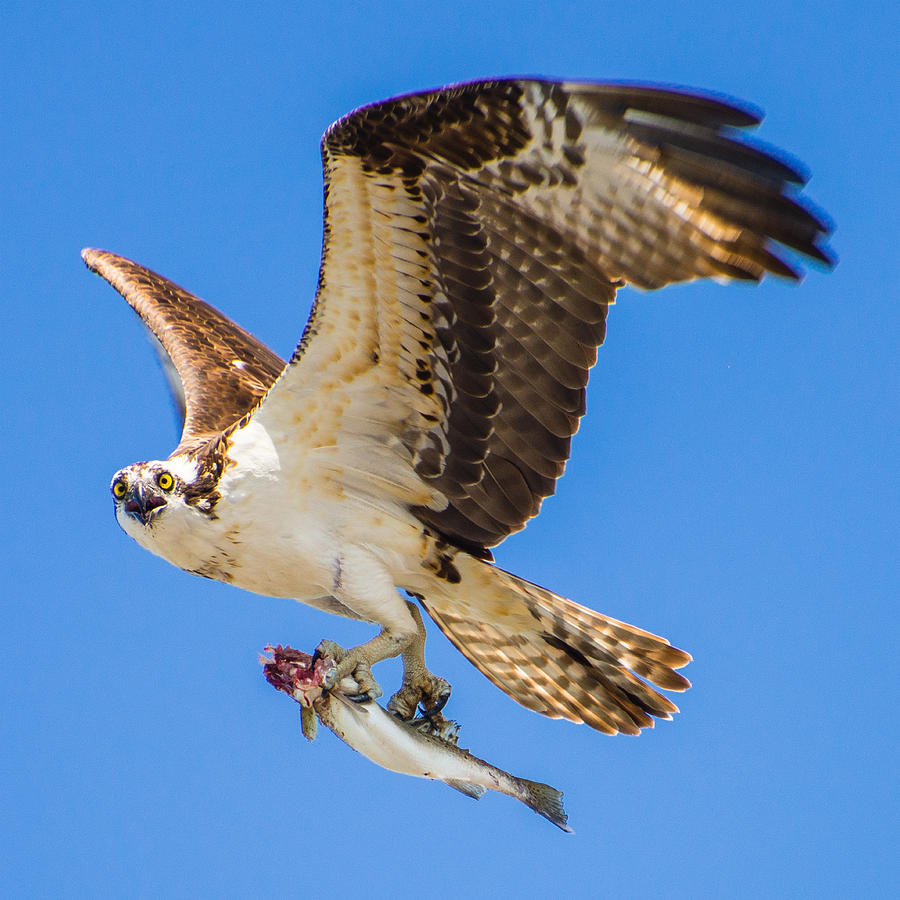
(387, 683, 421, 720)
(344, 661, 381, 701)
(408, 711, 460, 744)
(314, 639, 347, 665)
(387, 673, 451, 721)
(419, 686, 451, 719)
(313, 639, 346, 690)
(315, 640, 383, 701)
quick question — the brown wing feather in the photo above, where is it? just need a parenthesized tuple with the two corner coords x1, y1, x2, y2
(82, 249, 285, 453)
(313, 79, 833, 554)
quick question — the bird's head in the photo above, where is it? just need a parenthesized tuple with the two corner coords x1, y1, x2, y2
(110, 457, 200, 536)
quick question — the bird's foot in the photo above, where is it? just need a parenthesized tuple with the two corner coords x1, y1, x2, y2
(409, 711, 461, 745)
(387, 669, 451, 721)
(315, 639, 383, 703)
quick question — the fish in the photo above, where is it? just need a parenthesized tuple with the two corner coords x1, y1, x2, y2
(262, 644, 572, 832)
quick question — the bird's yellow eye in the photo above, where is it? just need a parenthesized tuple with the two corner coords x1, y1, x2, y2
(112, 480, 128, 499)
(157, 472, 174, 492)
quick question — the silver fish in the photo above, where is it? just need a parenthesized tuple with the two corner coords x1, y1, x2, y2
(262, 645, 572, 832)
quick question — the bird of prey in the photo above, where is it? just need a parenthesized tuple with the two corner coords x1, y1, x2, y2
(85, 79, 833, 735)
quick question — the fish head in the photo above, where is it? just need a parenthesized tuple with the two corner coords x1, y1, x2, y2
(261, 644, 335, 707)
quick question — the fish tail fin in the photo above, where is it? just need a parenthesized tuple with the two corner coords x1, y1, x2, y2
(418, 554, 691, 735)
(517, 778, 573, 833)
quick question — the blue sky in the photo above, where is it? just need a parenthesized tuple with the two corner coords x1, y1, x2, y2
(2, 1, 897, 897)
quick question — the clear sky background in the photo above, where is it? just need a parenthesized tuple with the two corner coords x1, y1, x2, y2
(2, 2, 897, 897)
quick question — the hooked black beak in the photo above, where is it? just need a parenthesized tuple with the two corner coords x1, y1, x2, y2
(124, 483, 167, 525)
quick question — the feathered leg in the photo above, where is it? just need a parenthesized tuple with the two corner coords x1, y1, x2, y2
(317, 546, 450, 716)
(386, 600, 451, 719)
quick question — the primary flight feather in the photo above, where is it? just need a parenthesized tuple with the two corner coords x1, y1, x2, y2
(86, 79, 833, 734)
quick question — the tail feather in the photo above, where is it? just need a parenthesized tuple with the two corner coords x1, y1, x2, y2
(419, 558, 691, 736)
(518, 642, 656, 734)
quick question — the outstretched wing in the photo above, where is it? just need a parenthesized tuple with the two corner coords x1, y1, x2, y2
(252, 79, 833, 554)
(83, 249, 285, 454)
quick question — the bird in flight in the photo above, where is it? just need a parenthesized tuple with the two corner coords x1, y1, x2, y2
(86, 79, 833, 735)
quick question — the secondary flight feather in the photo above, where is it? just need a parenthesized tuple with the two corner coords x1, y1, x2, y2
(85, 78, 833, 736)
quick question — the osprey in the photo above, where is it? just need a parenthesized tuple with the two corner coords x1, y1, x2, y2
(86, 79, 833, 734)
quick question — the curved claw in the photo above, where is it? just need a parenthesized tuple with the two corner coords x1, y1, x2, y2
(419, 686, 451, 719)
(314, 639, 384, 701)
(388, 673, 451, 721)
(346, 691, 374, 704)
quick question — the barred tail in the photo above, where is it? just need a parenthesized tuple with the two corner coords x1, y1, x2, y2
(419, 557, 691, 736)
